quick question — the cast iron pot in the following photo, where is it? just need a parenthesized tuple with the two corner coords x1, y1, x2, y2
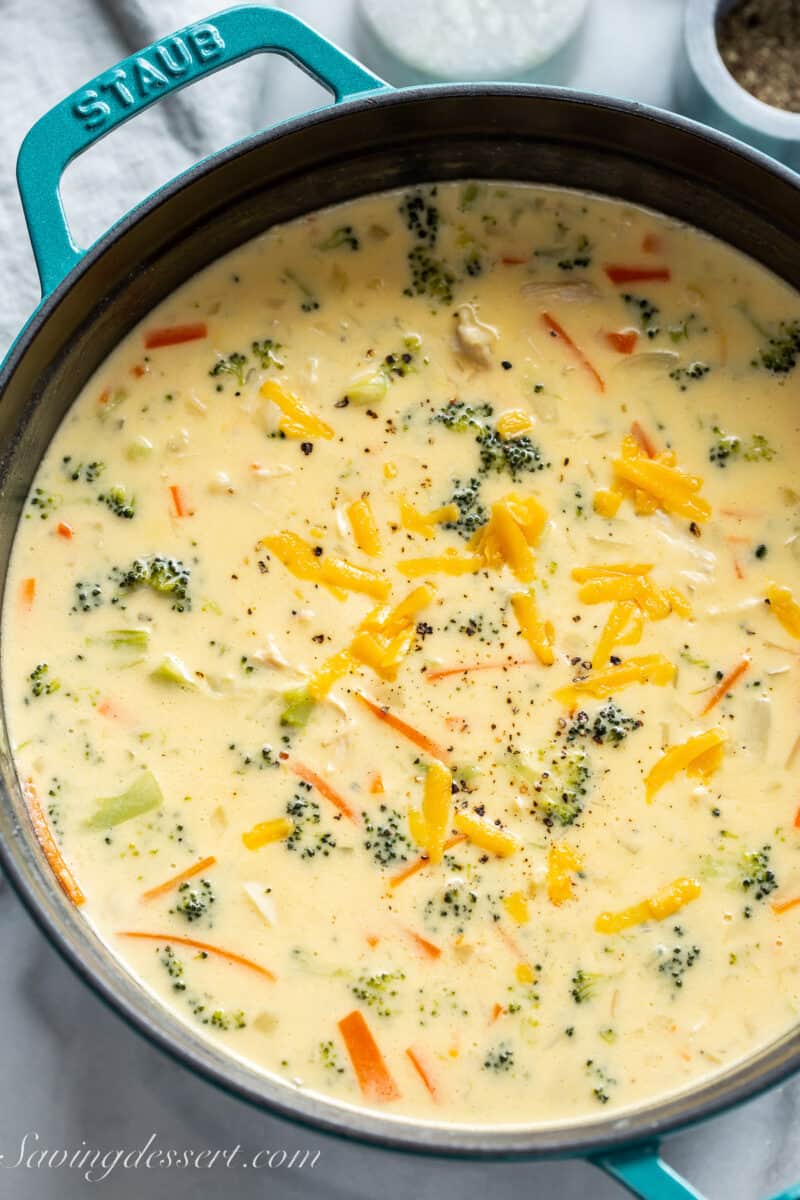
(1, 7, 798, 1199)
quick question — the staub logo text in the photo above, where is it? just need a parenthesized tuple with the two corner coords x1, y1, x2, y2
(73, 24, 225, 131)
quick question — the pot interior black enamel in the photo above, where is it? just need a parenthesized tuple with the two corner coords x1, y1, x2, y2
(1, 6, 799, 1193)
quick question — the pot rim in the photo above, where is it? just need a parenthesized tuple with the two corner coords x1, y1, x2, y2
(2, 79, 799, 1160)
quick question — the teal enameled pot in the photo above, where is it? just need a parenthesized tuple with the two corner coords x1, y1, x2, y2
(0, 7, 798, 1199)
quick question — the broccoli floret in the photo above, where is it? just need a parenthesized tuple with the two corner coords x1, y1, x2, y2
(362, 805, 411, 866)
(669, 362, 710, 391)
(424, 880, 479, 934)
(656, 935, 701, 989)
(533, 743, 591, 826)
(709, 425, 741, 467)
(442, 477, 488, 540)
(752, 319, 800, 375)
(352, 969, 405, 1017)
(404, 246, 455, 306)
(483, 1043, 514, 1072)
(285, 788, 336, 859)
(284, 269, 319, 312)
(229, 743, 279, 772)
(740, 844, 778, 909)
(279, 685, 315, 728)
(62, 456, 105, 483)
(477, 426, 545, 478)
(171, 878, 215, 924)
(557, 233, 592, 271)
(27, 663, 60, 699)
(159, 945, 187, 991)
(570, 968, 602, 1003)
(72, 580, 104, 613)
(399, 189, 440, 246)
(27, 487, 61, 520)
(318, 224, 359, 251)
(210, 351, 248, 387)
(567, 703, 642, 746)
(623, 293, 660, 337)
(99, 484, 135, 520)
(433, 400, 494, 432)
(112, 556, 191, 611)
(463, 248, 483, 276)
(743, 433, 775, 462)
(251, 338, 284, 370)
(319, 1040, 346, 1074)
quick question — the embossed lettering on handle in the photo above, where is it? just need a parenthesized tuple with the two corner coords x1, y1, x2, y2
(17, 5, 386, 296)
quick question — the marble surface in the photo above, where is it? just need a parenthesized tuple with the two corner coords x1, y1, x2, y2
(1, 1, 799, 1196)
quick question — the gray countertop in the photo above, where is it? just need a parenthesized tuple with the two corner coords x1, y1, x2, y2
(1, 1, 798, 1196)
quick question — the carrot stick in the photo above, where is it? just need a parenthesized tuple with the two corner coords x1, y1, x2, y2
(355, 693, 451, 763)
(23, 778, 85, 906)
(338, 1010, 400, 1102)
(490, 1002, 504, 1023)
(169, 485, 188, 518)
(20, 577, 36, 610)
(405, 1046, 438, 1100)
(368, 772, 384, 795)
(604, 264, 671, 285)
(118, 931, 276, 980)
(700, 655, 751, 715)
(606, 330, 638, 355)
(501, 255, 527, 265)
(142, 855, 217, 902)
(288, 760, 357, 822)
(144, 322, 207, 349)
(630, 420, 658, 458)
(56, 521, 74, 539)
(426, 657, 533, 683)
(541, 311, 605, 393)
(405, 929, 442, 959)
(772, 895, 800, 915)
(389, 834, 467, 888)
(794, 805, 800, 830)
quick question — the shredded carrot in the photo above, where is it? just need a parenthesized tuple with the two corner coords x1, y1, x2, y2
(642, 232, 663, 254)
(56, 521, 74, 539)
(366, 933, 380, 948)
(97, 698, 123, 720)
(142, 855, 217, 902)
(700, 655, 750, 715)
(119, 931, 275, 979)
(541, 311, 605, 393)
(606, 330, 638, 355)
(144, 322, 207, 349)
(355, 693, 451, 763)
(630, 421, 658, 458)
(604, 264, 671, 285)
(388, 834, 467, 888)
(23, 778, 85, 905)
(501, 255, 527, 265)
(772, 895, 800, 915)
(490, 1002, 504, 1024)
(288, 760, 357, 822)
(130, 363, 147, 378)
(406, 1046, 438, 1100)
(169, 484, 188, 518)
(20, 577, 36, 610)
(406, 929, 442, 959)
(368, 771, 385, 795)
(338, 1010, 400, 1102)
(426, 657, 532, 682)
(794, 805, 800, 830)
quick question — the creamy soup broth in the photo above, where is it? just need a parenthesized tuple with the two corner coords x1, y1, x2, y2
(5, 181, 800, 1125)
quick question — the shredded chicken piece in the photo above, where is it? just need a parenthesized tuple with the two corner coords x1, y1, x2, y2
(453, 303, 497, 368)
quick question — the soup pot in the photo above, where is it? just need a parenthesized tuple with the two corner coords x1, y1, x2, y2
(1, 7, 798, 1198)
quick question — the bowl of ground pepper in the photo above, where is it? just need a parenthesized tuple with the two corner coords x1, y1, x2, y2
(677, 0, 800, 169)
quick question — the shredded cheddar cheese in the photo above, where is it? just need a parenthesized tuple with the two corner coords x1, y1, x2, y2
(611, 435, 711, 523)
(645, 728, 727, 801)
(242, 816, 295, 850)
(555, 654, 676, 705)
(261, 532, 390, 601)
(398, 495, 459, 540)
(503, 891, 530, 924)
(347, 496, 381, 556)
(260, 379, 334, 441)
(547, 842, 584, 905)
(453, 810, 521, 858)
(408, 760, 452, 865)
(595, 877, 701, 933)
(766, 583, 800, 639)
(496, 409, 534, 440)
(510, 589, 555, 665)
(398, 549, 483, 577)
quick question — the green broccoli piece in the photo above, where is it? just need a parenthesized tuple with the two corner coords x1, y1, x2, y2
(251, 338, 284, 370)
(404, 245, 455, 306)
(28, 663, 60, 699)
(27, 487, 61, 520)
(623, 293, 660, 337)
(351, 969, 406, 1018)
(285, 789, 336, 859)
(483, 1043, 515, 1072)
(210, 351, 248, 387)
(570, 968, 602, 1003)
(399, 189, 440, 246)
(740, 844, 778, 912)
(521, 741, 591, 827)
(752, 319, 800, 375)
(669, 362, 711, 391)
(113, 556, 191, 612)
(743, 433, 775, 462)
(362, 805, 411, 867)
(567, 702, 642, 746)
(656, 935, 701, 989)
(62, 456, 105, 483)
(442, 477, 488, 540)
(284, 269, 319, 312)
(318, 225, 359, 251)
(99, 484, 135, 519)
(476, 426, 545, 478)
(433, 400, 494, 432)
(171, 878, 215, 924)
(709, 425, 741, 467)
(279, 685, 315, 728)
(84, 770, 163, 831)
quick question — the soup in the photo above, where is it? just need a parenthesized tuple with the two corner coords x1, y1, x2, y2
(5, 182, 800, 1125)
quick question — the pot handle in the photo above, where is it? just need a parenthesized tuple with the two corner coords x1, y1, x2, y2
(16, 4, 387, 296)
(592, 1143, 706, 1199)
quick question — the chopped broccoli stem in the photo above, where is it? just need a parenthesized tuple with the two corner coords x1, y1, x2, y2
(570, 968, 602, 1003)
(318, 225, 359, 251)
(84, 770, 163, 831)
(279, 686, 315, 728)
(150, 654, 197, 689)
(752, 319, 800, 374)
(27, 663, 60, 699)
